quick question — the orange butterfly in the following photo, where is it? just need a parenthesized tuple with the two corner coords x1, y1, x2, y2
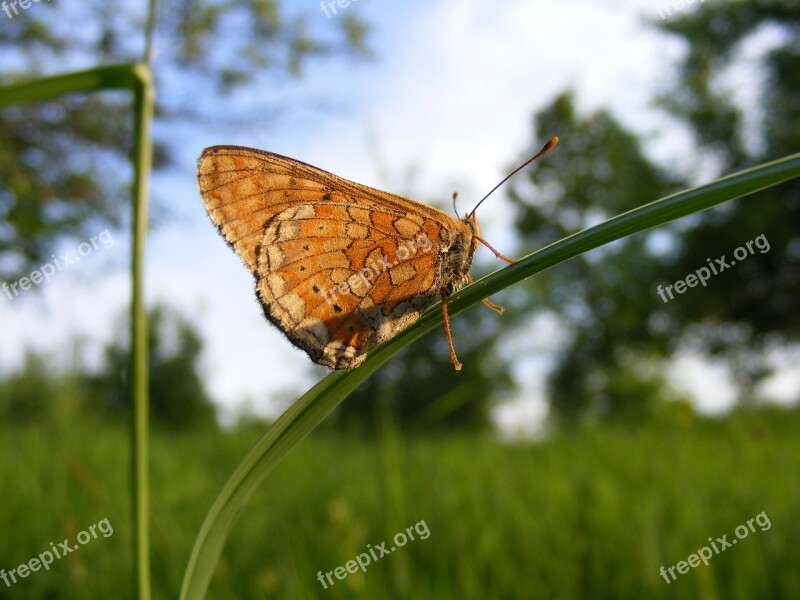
(197, 137, 557, 371)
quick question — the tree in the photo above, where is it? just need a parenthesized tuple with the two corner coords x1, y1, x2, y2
(507, 92, 687, 423)
(82, 304, 218, 430)
(653, 1, 800, 399)
(0, 0, 369, 282)
(0, 351, 56, 423)
(507, 2, 800, 423)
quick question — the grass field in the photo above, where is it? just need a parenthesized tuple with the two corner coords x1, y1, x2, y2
(1, 397, 798, 599)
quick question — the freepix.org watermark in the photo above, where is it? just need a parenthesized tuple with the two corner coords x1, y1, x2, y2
(1, 229, 114, 301)
(321, 231, 433, 307)
(659, 510, 771, 584)
(1, 517, 114, 588)
(656, 233, 770, 303)
(319, 0, 360, 19)
(2, 0, 50, 20)
(316, 519, 430, 589)
(657, 0, 706, 20)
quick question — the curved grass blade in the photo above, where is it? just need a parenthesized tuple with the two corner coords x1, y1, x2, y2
(180, 151, 800, 599)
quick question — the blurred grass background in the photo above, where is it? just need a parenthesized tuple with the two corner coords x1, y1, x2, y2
(1, 369, 798, 599)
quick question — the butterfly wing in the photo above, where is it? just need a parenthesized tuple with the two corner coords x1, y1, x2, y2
(197, 146, 450, 275)
(198, 146, 469, 370)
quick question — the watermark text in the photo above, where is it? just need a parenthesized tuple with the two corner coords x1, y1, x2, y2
(320, 0, 360, 19)
(1, 517, 114, 588)
(2, 229, 114, 302)
(317, 519, 430, 589)
(322, 231, 433, 306)
(659, 510, 770, 583)
(657, 0, 706, 20)
(2, 0, 51, 20)
(656, 233, 769, 303)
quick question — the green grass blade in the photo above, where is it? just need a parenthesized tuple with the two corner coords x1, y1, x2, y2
(179, 370, 379, 599)
(181, 151, 800, 598)
(131, 67, 155, 600)
(133, 7, 159, 597)
(0, 64, 142, 108)
(443, 150, 800, 316)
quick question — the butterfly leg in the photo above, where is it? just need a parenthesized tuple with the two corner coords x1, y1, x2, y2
(440, 289, 462, 371)
(482, 298, 504, 314)
(476, 235, 516, 264)
(465, 273, 504, 315)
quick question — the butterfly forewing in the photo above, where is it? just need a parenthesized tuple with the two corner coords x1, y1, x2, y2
(198, 146, 454, 271)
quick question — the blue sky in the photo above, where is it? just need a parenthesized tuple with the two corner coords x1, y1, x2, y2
(2, 0, 797, 429)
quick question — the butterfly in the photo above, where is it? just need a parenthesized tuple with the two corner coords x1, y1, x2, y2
(197, 137, 557, 371)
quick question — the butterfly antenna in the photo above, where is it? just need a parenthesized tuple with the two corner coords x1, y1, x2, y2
(467, 136, 558, 219)
(452, 191, 459, 217)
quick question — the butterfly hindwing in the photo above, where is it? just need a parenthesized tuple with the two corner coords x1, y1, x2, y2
(255, 202, 446, 369)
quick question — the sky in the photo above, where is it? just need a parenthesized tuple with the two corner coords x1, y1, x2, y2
(2, 0, 797, 429)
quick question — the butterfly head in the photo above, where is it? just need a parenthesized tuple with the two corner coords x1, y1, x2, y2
(463, 211, 481, 238)
(450, 192, 481, 243)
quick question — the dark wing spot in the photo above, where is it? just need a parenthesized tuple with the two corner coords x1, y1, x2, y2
(312, 285, 320, 293)
(300, 266, 306, 272)
(348, 326, 354, 332)
(333, 304, 343, 313)
(303, 244, 310, 251)
(322, 193, 332, 201)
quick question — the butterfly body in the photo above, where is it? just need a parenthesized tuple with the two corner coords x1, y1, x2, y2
(198, 146, 483, 370)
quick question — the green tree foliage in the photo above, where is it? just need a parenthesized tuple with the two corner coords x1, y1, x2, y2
(653, 1, 800, 397)
(82, 304, 217, 430)
(507, 92, 687, 423)
(509, 3, 799, 423)
(0, 351, 55, 423)
(0, 0, 369, 282)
